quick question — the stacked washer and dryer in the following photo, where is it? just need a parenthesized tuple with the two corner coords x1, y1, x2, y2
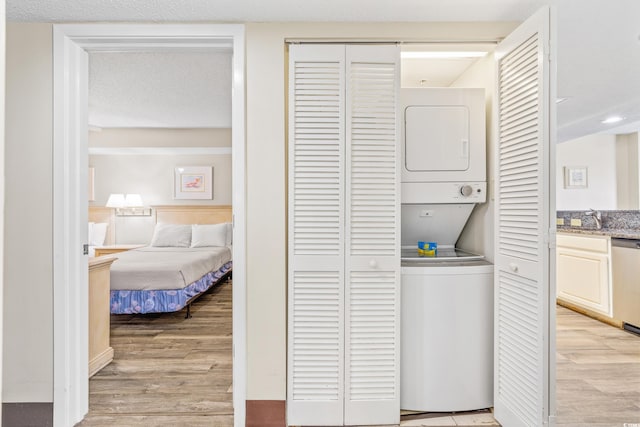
(400, 88, 494, 412)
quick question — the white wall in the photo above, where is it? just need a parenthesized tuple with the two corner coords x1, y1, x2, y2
(450, 52, 496, 262)
(2, 20, 521, 407)
(89, 127, 231, 148)
(245, 21, 518, 400)
(556, 133, 617, 210)
(89, 128, 232, 244)
(4, 23, 53, 403)
(90, 154, 231, 207)
(616, 132, 639, 210)
(89, 153, 231, 244)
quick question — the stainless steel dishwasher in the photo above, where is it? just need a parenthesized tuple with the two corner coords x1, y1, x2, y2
(612, 238, 640, 334)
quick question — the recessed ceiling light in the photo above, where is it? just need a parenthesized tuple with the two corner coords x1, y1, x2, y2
(401, 51, 487, 59)
(601, 116, 625, 124)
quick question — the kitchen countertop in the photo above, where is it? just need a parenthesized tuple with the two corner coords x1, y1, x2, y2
(557, 226, 640, 240)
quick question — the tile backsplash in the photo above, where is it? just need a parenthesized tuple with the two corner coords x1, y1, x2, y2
(557, 210, 640, 230)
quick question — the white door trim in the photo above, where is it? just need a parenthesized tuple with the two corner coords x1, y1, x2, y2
(0, 0, 6, 420)
(52, 23, 246, 427)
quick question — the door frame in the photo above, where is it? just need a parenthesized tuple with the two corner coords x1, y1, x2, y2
(0, 0, 5, 420)
(52, 24, 246, 427)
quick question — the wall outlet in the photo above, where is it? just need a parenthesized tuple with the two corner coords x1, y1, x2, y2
(570, 218, 582, 227)
(556, 217, 565, 226)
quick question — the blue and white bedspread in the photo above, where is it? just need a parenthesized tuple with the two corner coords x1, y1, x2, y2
(110, 247, 232, 314)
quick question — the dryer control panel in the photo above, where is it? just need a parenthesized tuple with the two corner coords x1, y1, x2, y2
(402, 182, 487, 204)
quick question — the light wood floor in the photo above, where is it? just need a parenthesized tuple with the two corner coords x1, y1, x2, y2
(556, 305, 640, 427)
(76, 278, 234, 427)
(77, 283, 640, 427)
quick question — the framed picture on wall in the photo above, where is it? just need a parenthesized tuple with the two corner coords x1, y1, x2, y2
(563, 166, 588, 189)
(174, 166, 213, 199)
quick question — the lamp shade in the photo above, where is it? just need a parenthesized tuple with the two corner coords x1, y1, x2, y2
(105, 193, 125, 208)
(125, 194, 144, 207)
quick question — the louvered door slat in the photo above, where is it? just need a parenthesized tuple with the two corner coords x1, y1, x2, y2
(348, 271, 396, 401)
(494, 7, 554, 427)
(292, 271, 341, 401)
(497, 30, 540, 263)
(348, 57, 397, 257)
(288, 44, 345, 426)
(497, 271, 541, 425)
(344, 44, 400, 426)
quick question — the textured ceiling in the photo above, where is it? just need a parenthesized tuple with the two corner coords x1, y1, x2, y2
(555, 0, 640, 141)
(8, 0, 640, 140)
(89, 51, 232, 128)
(7, 0, 547, 22)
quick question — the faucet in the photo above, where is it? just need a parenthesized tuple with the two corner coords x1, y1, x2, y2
(585, 209, 602, 230)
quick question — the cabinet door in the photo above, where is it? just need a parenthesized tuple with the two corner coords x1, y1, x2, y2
(344, 44, 400, 426)
(557, 247, 611, 315)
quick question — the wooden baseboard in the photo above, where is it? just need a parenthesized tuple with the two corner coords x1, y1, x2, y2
(3, 402, 53, 427)
(246, 400, 285, 427)
(89, 346, 114, 377)
(557, 299, 622, 328)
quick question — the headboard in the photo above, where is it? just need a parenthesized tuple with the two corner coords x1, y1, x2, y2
(154, 205, 232, 225)
(89, 205, 231, 246)
(88, 206, 116, 245)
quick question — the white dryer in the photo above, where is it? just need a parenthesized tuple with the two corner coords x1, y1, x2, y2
(401, 87, 486, 205)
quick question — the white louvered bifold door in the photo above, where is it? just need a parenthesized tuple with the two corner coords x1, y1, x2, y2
(493, 7, 556, 427)
(288, 44, 346, 426)
(288, 43, 400, 426)
(344, 45, 400, 426)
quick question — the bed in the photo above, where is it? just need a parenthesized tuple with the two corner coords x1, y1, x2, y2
(106, 205, 233, 317)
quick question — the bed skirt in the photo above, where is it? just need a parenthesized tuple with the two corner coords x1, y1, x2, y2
(110, 261, 232, 314)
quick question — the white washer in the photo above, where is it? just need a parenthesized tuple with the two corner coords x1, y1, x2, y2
(401, 257, 493, 412)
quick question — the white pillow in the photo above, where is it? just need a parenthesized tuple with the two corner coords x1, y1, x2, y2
(150, 224, 192, 247)
(90, 222, 108, 246)
(191, 223, 228, 248)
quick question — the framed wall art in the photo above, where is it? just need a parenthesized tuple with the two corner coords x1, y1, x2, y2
(174, 166, 213, 199)
(563, 166, 588, 189)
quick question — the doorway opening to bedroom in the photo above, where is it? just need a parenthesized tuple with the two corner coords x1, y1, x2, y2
(52, 25, 246, 427)
(83, 48, 235, 425)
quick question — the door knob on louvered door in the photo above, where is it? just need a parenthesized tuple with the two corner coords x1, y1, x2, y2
(369, 259, 378, 268)
(509, 263, 519, 273)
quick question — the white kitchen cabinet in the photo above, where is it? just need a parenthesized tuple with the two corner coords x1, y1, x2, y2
(556, 232, 612, 316)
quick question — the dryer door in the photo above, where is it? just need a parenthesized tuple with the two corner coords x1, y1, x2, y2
(405, 105, 469, 171)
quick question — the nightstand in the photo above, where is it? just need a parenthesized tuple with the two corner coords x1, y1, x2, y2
(94, 244, 145, 257)
(89, 255, 117, 377)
